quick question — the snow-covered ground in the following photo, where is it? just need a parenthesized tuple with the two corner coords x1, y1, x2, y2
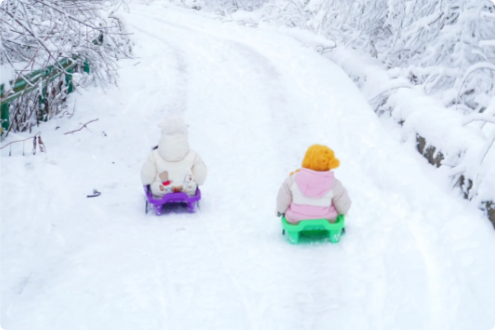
(2, 2, 495, 330)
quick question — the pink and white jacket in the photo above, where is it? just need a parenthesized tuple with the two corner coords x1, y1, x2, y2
(276, 168, 351, 224)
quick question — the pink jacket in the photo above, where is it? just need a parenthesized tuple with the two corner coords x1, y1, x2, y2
(276, 169, 351, 223)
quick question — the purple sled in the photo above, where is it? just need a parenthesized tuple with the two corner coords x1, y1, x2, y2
(144, 185, 201, 215)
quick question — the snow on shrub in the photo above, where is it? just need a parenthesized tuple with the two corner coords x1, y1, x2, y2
(166, 0, 266, 13)
(0, 0, 132, 133)
(259, 0, 495, 113)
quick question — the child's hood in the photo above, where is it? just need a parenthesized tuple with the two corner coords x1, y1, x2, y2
(157, 116, 190, 162)
(295, 168, 335, 198)
(158, 134, 189, 161)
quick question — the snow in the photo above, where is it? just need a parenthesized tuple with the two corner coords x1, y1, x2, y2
(0, 63, 38, 86)
(1, 65, 15, 86)
(2, 2, 495, 330)
(326, 46, 495, 205)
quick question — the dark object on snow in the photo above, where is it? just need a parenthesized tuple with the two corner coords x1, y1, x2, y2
(87, 189, 101, 198)
(152, 145, 158, 150)
(144, 185, 201, 215)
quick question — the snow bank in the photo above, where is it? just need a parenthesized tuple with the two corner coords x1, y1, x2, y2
(328, 47, 495, 222)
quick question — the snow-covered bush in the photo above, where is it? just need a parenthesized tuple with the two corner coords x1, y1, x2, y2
(0, 0, 132, 133)
(262, 0, 495, 111)
(168, 0, 266, 13)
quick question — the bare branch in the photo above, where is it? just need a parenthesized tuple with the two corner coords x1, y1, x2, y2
(0, 132, 40, 150)
(33, 0, 132, 35)
(64, 118, 99, 135)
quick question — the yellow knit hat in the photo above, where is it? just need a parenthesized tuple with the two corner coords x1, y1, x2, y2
(301, 144, 340, 171)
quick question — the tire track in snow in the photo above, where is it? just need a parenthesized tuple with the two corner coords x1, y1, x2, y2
(128, 9, 375, 329)
(128, 23, 189, 117)
(129, 18, 259, 329)
(281, 54, 458, 328)
(128, 7, 391, 329)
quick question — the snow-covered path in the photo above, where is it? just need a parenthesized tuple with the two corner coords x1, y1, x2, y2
(2, 3, 495, 330)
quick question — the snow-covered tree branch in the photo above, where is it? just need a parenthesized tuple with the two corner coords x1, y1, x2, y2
(0, 0, 132, 133)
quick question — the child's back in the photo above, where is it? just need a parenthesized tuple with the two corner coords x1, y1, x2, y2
(276, 145, 351, 223)
(141, 116, 206, 197)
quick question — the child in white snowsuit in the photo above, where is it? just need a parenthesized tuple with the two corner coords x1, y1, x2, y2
(141, 116, 207, 197)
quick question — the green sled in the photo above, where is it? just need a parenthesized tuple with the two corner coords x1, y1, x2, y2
(281, 215, 345, 244)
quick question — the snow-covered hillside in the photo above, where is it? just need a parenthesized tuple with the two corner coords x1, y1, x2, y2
(2, 2, 495, 330)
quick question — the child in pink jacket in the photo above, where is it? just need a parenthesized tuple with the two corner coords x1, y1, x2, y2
(276, 145, 351, 223)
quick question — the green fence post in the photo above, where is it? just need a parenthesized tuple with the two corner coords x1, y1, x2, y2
(65, 66, 74, 94)
(0, 55, 89, 131)
(83, 60, 90, 74)
(38, 80, 48, 122)
(1, 102, 10, 134)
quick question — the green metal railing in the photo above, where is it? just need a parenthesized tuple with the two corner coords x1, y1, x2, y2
(0, 58, 90, 134)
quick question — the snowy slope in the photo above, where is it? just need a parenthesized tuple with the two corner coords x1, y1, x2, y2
(2, 2, 495, 330)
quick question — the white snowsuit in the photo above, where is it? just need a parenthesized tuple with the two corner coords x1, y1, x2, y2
(141, 116, 207, 197)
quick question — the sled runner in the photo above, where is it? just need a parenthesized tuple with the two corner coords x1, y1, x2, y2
(144, 185, 201, 215)
(281, 215, 345, 244)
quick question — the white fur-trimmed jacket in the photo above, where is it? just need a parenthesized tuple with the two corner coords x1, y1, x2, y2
(141, 117, 207, 196)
